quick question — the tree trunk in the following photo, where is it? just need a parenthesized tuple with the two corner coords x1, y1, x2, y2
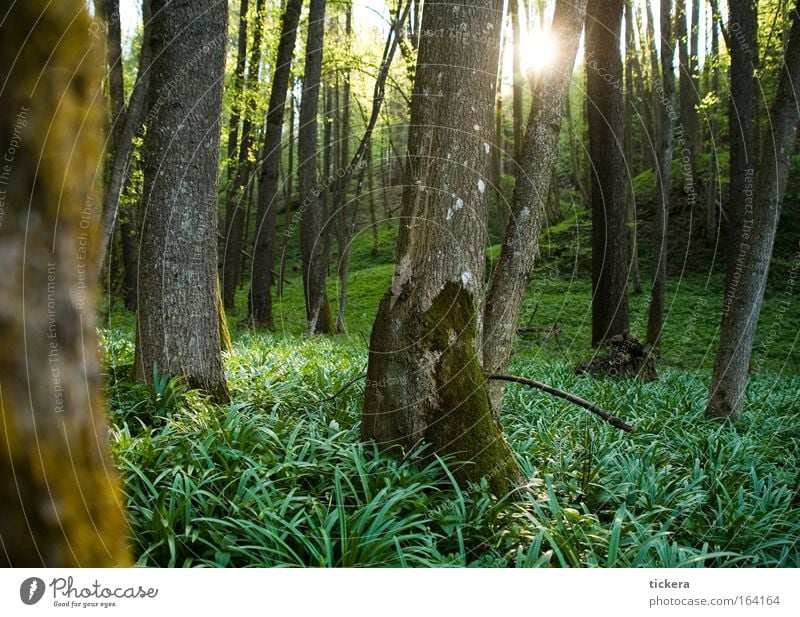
(706, 1, 800, 420)
(625, 0, 642, 295)
(222, 0, 265, 309)
(510, 0, 525, 176)
(95, 0, 152, 277)
(676, 0, 700, 202)
(565, 90, 588, 207)
(336, 6, 353, 334)
(249, 0, 303, 327)
(299, 0, 335, 335)
(482, 0, 587, 412)
(724, 0, 757, 300)
(0, 0, 131, 566)
(134, 0, 229, 402)
(362, 0, 522, 494)
(586, 0, 630, 346)
(645, 0, 676, 350)
(706, 7, 721, 246)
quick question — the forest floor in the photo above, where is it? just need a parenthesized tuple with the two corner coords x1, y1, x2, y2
(101, 176, 800, 567)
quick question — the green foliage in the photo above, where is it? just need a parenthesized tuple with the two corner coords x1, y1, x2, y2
(106, 332, 800, 568)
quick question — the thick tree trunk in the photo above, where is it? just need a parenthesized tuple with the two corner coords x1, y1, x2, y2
(0, 0, 131, 566)
(249, 0, 303, 327)
(724, 0, 757, 301)
(363, 0, 522, 494)
(222, 0, 265, 309)
(95, 0, 152, 277)
(482, 0, 587, 412)
(646, 0, 676, 350)
(586, 0, 630, 346)
(706, 2, 800, 420)
(299, 0, 335, 335)
(134, 0, 229, 402)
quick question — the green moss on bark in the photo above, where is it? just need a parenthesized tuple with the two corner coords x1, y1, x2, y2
(421, 282, 522, 495)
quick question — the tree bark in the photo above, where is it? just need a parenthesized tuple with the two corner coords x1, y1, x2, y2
(676, 0, 700, 198)
(134, 0, 229, 402)
(0, 0, 131, 566)
(586, 0, 630, 346)
(482, 0, 587, 412)
(724, 0, 757, 302)
(249, 0, 304, 327)
(706, 1, 800, 420)
(625, 0, 642, 295)
(362, 0, 522, 494)
(299, 0, 335, 335)
(225, 0, 249, 170)
(95, 0, 152, 277)
(510, 0, 525, 176)
(222, 0, 265, 309)
(706, 8, 721, 246)
(645, 0, 676, 350)
(336, 6, 353, 334)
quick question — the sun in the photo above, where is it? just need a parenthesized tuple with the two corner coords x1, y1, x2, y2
(522, 32, 557, 73)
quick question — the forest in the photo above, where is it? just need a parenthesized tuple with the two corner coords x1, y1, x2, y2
(0, 0, 798, 568)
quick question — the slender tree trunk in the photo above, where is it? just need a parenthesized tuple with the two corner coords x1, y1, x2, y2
(0, 0, 131, 566)
(336, 6, 353, 334)
(483, 0, 588, 411)
(586, 0, 630, 346)
(119, 161, 141, 310)
(299, 0, 334, 335)
(724, 0, 757, 300)
(646, 0, 676, 350)
(510, 0, 525, 176)
(625, 0, 642, 295)
(102, 0, 126, 149)
(135, 0, 229, 402)
(223, 0, 265, 309)
(565, 90, 588, 207)
(363, 0, 522, 493)
(95, 0, 152, 276)
(249, 0, 303, 327)
(225, 0, 249, 172)
(368, 141, 379, 256)
(707, 2, 800, 420)
(706, 7, 721, 246)
(676, 0, 700, 203)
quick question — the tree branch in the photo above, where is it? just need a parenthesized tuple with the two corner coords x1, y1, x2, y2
(486, 373, 635, 433)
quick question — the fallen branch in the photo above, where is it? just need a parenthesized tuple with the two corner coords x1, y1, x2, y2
(486, 373, 634, 433)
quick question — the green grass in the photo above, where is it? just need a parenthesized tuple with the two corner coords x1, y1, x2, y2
(103, 327, 800, 568)
(101, 171, 799, 567)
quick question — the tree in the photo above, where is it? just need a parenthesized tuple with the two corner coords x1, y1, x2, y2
(706, 0, 800, 420)
(362, 0, 522, 493)
(646, 0, 676, 350)
(0, 0, 130, 566)
(298, 0, 335, 335)
(134, 0, 229, 401)
(249, 0, 304, 328)
(510, 0, 525, 175)
(585, 0, 630, 346)
(724, 0, 757, 298)
(483, 0, 588, 410)
(222, 0, 266, 309)
(94, 0, 153, 276)
(676, 0, 700, 188)
(624, 0, 642, 294)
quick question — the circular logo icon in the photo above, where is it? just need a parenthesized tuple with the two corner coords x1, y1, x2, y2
(20, 577, 46, 605)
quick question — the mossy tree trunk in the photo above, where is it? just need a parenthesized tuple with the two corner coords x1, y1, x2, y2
(706, 2, 800, 421)
(134, 0, 229, 402)
(0, 0, 131, 566)
(362, 0, 522, 494)
(483, 0, 587, 412)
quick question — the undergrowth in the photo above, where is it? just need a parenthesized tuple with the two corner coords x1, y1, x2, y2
(104, 331, 800, 567)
